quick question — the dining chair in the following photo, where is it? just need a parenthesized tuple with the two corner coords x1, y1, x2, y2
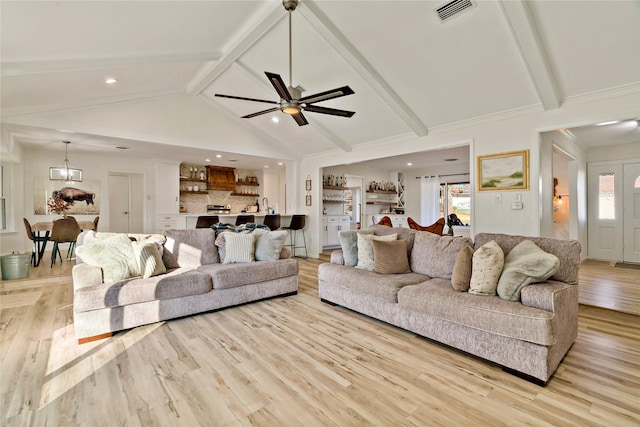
(195, 215, 219, 228)
(92, 216, 100, 231)
(407, 217, 445, 235)
(50, 216, 82, 267)
(374, 216, 393, 227)
(23, 218, 49, 267)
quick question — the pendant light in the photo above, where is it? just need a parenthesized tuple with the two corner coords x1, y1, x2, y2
(49, 141, 83, 182)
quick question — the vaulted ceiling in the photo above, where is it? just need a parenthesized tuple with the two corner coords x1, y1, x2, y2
(1, 1, 638, 168)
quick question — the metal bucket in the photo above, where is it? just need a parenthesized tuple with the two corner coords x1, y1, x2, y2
(1, 252, 31, 280)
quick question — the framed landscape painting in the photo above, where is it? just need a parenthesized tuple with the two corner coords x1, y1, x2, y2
(477, 150, 529, 191)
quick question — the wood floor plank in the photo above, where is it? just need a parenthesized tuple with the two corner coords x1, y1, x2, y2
(1, 254, 639, 426)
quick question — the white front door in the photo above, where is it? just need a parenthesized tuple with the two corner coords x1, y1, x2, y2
(623, 162, 640, 263)
(588, 164, 623, 261)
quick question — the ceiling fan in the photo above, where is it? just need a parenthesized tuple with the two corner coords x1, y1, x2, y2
(214, 0, 355, 126)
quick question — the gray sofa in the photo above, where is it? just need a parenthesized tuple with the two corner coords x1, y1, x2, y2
(72, 228, 299, 343)
(318, 225, 581, 384)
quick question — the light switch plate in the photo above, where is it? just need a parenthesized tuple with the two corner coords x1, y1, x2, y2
(512, 202, 523, 210)
(494, 194, 502, 204)
(515, 193, 522, 203)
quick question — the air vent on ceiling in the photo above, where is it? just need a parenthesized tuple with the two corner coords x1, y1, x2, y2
(435, 0, 475, 22)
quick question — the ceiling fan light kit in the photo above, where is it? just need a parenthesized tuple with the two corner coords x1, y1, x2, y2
(214, 0, 355, 126)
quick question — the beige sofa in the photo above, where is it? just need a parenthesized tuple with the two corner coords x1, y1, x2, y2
(72, 228, 298, 343)
(318, 225, 581, 384)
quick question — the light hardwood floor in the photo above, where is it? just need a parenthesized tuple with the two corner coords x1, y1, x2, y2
(1, 254, 639, 426)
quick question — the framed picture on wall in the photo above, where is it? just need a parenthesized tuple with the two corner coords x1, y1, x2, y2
(305, 194, 312, 206)
(477, 149, 529, 191)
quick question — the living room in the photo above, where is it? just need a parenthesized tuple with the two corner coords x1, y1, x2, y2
(1, 1, 639, 425)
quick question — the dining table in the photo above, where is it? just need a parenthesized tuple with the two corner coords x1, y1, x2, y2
(30, 218, 97, 267)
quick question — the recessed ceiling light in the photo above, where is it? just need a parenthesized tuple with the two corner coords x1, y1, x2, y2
(105, 78, 117, 85)
(205, 158, 211, 162)
(444, 158, 457, 162)
(595, 120, 620, 126)
(277, 162, 284, 166)
(272, 117, 280, 123)
(264, 165, 269, 168)
(215, 154, 222, 158)
(407, 162, 413, 166)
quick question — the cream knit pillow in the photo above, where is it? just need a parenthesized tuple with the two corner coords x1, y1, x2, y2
(222, 233, 255, 264)
(468, 240, 504, 296)
(355, 233, 397, 271)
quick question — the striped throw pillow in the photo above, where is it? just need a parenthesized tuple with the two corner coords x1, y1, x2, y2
(222, 233, 255, 264)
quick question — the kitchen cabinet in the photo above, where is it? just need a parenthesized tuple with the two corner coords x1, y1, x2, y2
(323, 215, 350, 247)
(206, 166, 236, 191)
(372, 214, 408, 228)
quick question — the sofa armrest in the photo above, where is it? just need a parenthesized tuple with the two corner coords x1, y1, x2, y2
(330, 250, 345, 265)
(72, 263, 104, 291)
(520, 281, 577, 313)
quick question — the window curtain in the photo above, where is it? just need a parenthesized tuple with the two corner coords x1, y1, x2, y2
(421, 176, 440, 225)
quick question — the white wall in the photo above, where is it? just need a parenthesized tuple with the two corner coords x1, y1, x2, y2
(2, 145, 178, 254)
(300, 88, 639, 258)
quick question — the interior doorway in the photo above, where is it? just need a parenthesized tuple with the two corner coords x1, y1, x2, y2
(108, 172, 144, 233)
(345, 175, 364, 229)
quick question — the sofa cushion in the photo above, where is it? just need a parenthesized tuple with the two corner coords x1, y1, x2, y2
(222, 232, 255, 264)
(473, 233, 581, 285)
(339, 229, 374, 267)
(253, 229, 289, 261)
(74, 268, 212, 311)
(163, 228, 218, 268)
(355, 233, 397, 271)
(76, 233, 140, 283)
(410, 232, 473, 279)
(132, 241, 167, 278)
(369, 225, 416, 255)
(497, 240, 560, 301)
(398, 279, 556, 346)
(318, 263, 428, 303)
(373, 239, 411, 274)
(451, 245, 473, 292)
(469, 240, 504, 296)
(197, 258, 299, 290)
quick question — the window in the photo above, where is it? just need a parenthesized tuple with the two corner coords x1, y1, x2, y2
(598, 173, 615, 220)
(440, 182, 470, 226)
(0, 165, 5, 230)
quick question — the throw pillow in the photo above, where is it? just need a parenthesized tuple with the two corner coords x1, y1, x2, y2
(372, 239, 411, 274)
(214, 231, 230, 263)
(451, 245, 473, 292)
(468, 240, 504, 296)
(497, 240, 560, 301)
(162, 229, 218, 269)
(253, 229, 288, 261)
(410, 231, 473, 279)
(355, 233, 397, 271)
(222, 233, 255, 264)
(338, 229, 374, 267)
(131, 241, 167, 278)
(76, 233, 140, 283)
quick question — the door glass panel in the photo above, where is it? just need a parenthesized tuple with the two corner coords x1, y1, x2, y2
(598, 173, 615, 220)
(439, 183, 471, 225)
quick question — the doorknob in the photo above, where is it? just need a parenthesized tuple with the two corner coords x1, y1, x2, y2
(123, 211, 129, 215)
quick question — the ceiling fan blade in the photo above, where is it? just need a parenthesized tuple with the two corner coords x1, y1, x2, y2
(265, 72, 293, 101)
(291, 112, 309, 126)
(215, 94, 278, 104)
(304, 105, 355, 118)
(241, 108, 280, 119)
(298, 86, 355, 104)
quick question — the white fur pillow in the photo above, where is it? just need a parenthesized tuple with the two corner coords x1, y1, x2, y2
(355, 233, 397, 271)
(469, 240, 504, 296)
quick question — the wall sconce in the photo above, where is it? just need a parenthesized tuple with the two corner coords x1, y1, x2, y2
(305, 175, 312, 191)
